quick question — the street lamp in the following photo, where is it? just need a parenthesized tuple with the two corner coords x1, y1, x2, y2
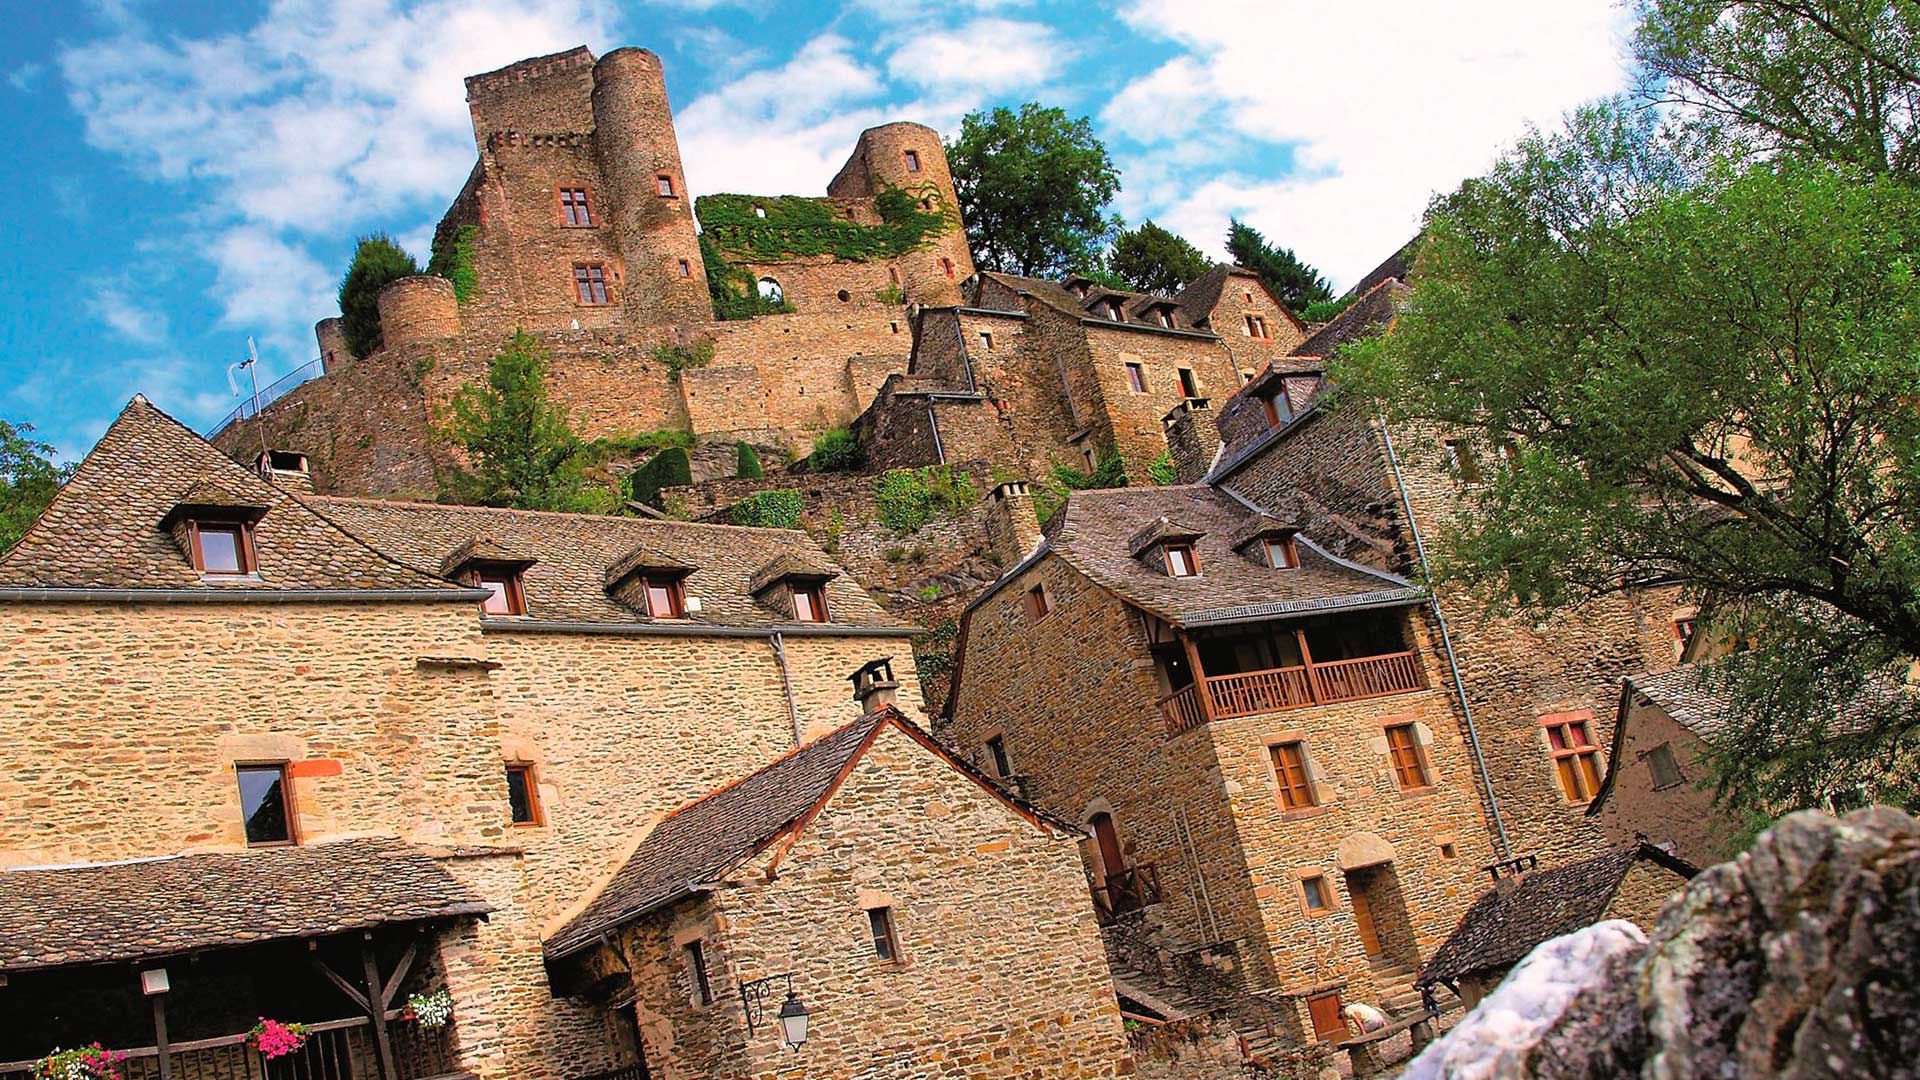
(776, 991, 810, 1050)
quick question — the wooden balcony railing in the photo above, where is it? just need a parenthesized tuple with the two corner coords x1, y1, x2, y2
(1090, 864, 1164, 924)
(1, 1014, 460, 1080)
(1159, 651, 1426, 733)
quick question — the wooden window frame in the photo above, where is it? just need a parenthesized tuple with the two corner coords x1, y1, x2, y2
(1385, 722, 1432, 790)
(1543, 712, 1604, 803)
(1298, 872, 1334, 915)
(573, 263, 611, 306)
(1177, 368, 1199, 399)
(505, 762, 543, 826)
(557, 185, 594, 227)
(867, 906, 902, 963)
(791, 581, 831, 624)
(1263, 536, 1299, 570)
(471, 563, 528, 617)
(985, 734, 1012, 779)
(235, 761, 298, 847)
(902, 149, 921, 173)
(1125, 362, 1147, 393)
(683, 941, 714, 1007)
(1106, 300, 1124, 321)
(188, 519, 257, 576)
(656, 173, 677, 198)
(1646, 742, 1684, 791)
(642, 575, 687, 619)
(1024, 582, 1052, 621)
(1270, 741, 1317, 810)
(1164, 542, 1199, 578)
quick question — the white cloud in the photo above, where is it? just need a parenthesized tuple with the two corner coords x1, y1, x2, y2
(886, 18, 1068, 93)
(85, 284, 171, 346)
(1112, 0, 1634, 287)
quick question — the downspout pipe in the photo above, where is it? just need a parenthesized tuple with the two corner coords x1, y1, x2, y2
(1377, 412, 1513, 859)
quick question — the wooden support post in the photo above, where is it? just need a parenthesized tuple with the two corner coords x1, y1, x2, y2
(1295, 628, 1322, 703)
(151, 994, 173, 1080)
(362, 935, 400, 1080)
(1180, 633, 1215, 724)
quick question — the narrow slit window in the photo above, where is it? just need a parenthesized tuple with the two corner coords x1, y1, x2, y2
(867, 907, 900, 961)
(237, 763, 294, 846)
(677, 258, 692, 278)
(683, 942, 713, 1006)
(979, 331, 994, 350)
(986, 735, 1012, 778)
(903, 149, 921, 173)
(941, 258, 955, 279)
(505, 763, 540, 825)
(1177, 369, 1198, 398)
(1386, 723, 1431, 789)
(574, 264, 610, 305)
(1025, 583, 1051, 620)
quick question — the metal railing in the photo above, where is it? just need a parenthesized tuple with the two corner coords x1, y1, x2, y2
(1159, 651, 1427, 733)
(205, 357, 326, 440)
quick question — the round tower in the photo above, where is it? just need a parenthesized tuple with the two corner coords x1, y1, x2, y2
(829, 122, 975, 306)
(315, 317, 350, 373)
(377, 276, 461, 349)
(589, 48, 711, 324)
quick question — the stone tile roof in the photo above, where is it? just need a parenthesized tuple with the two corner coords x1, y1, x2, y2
(546, 708, 1062, 958)
(1173, 265, 1305, 333)
(1625, 665, 1734, 738)
(974, 272, 1217, 336)
(1212, 360, 1330, 455)
(1047, 486, 1423, 628)
(0, 837, 492, 972)
(0, 397, 461, 595)
(1290, 279, 1410, 359)
(1339, 234, 1419, 301)
(310, 496, 900, 629)
(1418, 844, 1698, 987)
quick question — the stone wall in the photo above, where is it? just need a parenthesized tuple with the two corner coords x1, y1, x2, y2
(611, 721, 1131, 1079)
(1588, 694, 1735, 868)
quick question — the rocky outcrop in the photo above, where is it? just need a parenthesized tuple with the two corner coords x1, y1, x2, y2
(1406, 807, 1920, 1079)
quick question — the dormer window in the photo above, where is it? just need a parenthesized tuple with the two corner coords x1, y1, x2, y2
(472, 563, 527, 616)
(792, 581, 830, 623)
(1105, 301, 1123, 321)
(192, 520, 254, 575)
(1156, 309, 1174, 329)
(1261, 391, 1293, 429)
(1263, 536, 1299, 570)
(645, 575, 687, 619)
(1164, 542, 1198, 578)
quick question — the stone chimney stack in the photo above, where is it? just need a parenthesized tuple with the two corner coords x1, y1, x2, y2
(850, 657, 900, 715)
(984, 480, 1043, 566)
(1163, 398, 1222, 485)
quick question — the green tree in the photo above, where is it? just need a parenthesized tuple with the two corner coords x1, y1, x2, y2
(948, 104, 1122, 277)
(0, 419, 71, 553)
(440, 331, 613, 513)
(1109, 220, 1213, 295)
(338, 234, 420, 359)
(1225, 218, 1333, 313)
(1332, 99, 1920, 815)
(1634, 0, 1920, 175)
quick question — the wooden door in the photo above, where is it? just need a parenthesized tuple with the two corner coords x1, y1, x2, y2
(1350, 886, 1383, 957)
(1091, 813, 1124, 877)
(1307, 991, 1346, 1041)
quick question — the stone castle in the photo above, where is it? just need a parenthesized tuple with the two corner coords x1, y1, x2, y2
(1, 42, 1724, 1080)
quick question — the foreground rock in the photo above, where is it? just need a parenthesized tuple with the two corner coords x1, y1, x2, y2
(1405, 807, 1920, 1079)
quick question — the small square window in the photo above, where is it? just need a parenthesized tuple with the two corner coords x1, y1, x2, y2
(1165, 543, 1198, 578)
(985, 735, 1012, 779)
(473, 565, 527, 617)
(683, 941, 713, 1006)
(1125, 362, 1146, 393)
(1386, 723, 1431, 790)
(237, 763, 294, 846)
(1025, 583, 1051, 620)
(656, 174, 676, 198)
(1177, 368, 1198, 398)
(560, 187, 592, 226)
(644, 577, 686, 619)
(1647, 742, 1684, 790)
(193, 521, 252, 575)
(1439, 842, 1458, 859)
(1263, 537, 1298, 570)
(903, 149, 921, 173)
(867, 906, 901, 962)
(792, 582, 829, 623)
(979, 331, 994, 350)
(505, 763, 540, 825)
(1300, 873, 1333, 914)
(574, 264, 610, 305)
(677, 258, 692, 278)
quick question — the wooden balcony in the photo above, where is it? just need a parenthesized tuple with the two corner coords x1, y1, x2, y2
(1090, 864, 1164, 924)
(1160, 651, 1426, 735)
(1, 1014, 461, 1080)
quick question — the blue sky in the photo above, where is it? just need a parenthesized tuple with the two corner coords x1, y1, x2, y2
(0, 0, 1636, 461)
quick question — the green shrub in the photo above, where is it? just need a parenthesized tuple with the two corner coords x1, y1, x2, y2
(917, 583, 944, 601)
(735, 442, 764, 479)
(728, 488, 803, 529)
(1147, 451, 1178, 485)
(337, 233, 419, 359)
(426, 223, 479, 303)
(579, 429, 695, 469)
(1300, 295, 1356, 323)
(874, 465, 979, 534)
(627, 447, 692, 508)
(809, 428, 866, 472)
(653, 340, 715, 381)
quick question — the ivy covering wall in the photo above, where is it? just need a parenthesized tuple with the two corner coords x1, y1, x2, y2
(427, 224, 480, 303)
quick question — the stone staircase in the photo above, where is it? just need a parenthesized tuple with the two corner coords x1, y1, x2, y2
(1370, 956, 1427, 1017)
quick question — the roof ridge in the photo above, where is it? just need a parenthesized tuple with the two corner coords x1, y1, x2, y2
(308, 494, 816, 537)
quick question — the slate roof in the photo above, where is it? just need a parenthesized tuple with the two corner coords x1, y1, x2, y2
(1624, 665, 1734, 738)
(310, 496, 900, 629)
(1291, 278, 1410, 359)
(0, 837, 492, 972)
(0, 397, 461, 595)
(545, 708, 1061, 959)
(1173, 265, 1305, 333)
(1045, 486, 1423, 628)
(1417, 843, 1698, 987)
(1339, 234, 1419, 302)
(973, 272, 1217, 336)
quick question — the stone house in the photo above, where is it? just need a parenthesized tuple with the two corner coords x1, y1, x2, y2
(944, 481, 1499, 1044)
(1583, 668, 1746, 867)
(1414, 843, 1698, 1009)
(0, 397, 1128, 1080)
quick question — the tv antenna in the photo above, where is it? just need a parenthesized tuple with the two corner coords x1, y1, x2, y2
(226, 337, 269, 463)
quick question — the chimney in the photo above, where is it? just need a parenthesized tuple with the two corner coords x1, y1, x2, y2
(255, 450, 315, 494)
(1163, 399, 1222, 485)
(850, 657, 899, 715)
(984, 480, 1043, 566)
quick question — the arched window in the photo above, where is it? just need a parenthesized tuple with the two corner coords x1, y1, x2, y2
(757, 277, 783, 303)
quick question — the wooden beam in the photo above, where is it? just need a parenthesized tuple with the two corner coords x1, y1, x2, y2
(1180, 632, 1215, 724)
(150, 995, 173, 1080)
(362, 936, 400, 1080)
(380, 938, 419, 1009)
(313, 956, 371, 1013)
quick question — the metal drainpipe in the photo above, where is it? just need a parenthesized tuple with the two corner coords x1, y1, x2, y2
(770, 631, 803, 746)
(927, 406, 946, 464)
(1377, 412, 1513, 859)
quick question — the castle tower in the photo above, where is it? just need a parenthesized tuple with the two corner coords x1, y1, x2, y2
(828, 123, 975, 306)
(589, 48, 712, 324)
(315, 318, 349, 373)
